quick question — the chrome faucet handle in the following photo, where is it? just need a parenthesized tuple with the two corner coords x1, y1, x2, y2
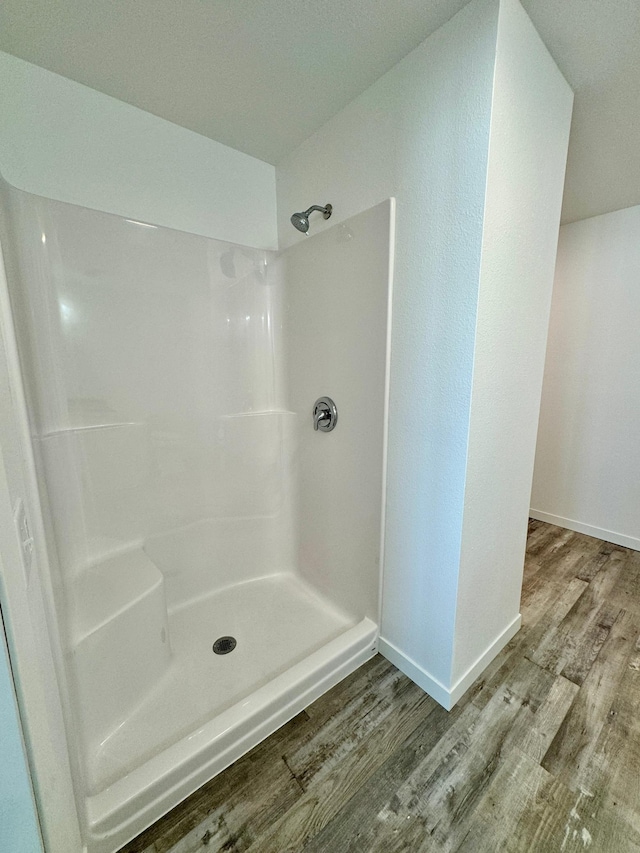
(314, 408, 331, 430)
(312, 397, 337, 432)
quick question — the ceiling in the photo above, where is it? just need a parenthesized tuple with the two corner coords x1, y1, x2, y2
(1, 0, 639, 224)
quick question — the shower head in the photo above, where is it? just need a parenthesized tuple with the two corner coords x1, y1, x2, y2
(290, 203, 332, 233)
(290, 211, 310, 233)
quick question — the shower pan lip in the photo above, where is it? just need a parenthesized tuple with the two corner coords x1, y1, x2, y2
(84, 617, 377, 851)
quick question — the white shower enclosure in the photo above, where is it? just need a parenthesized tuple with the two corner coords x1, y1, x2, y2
(0, 178, 393, 853)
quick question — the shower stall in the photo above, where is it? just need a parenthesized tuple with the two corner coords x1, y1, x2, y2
(0, 177, 393, 852)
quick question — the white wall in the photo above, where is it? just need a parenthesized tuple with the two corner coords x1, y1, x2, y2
(277, 0, 572, 707)
(0, 614, 42, 853)
(531, 204, 640, 551)
(282, 201, 392, 625)
(453, 0, 573, 689)
(277, 0, 500, 694)
(0, 51, 277, 249)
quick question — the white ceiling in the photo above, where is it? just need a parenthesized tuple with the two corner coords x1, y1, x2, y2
(1, 0, 639, 224)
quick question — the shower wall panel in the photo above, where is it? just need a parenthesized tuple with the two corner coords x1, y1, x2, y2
(3, 185, 292, 612)
(1, 179, 391, 851)
(282, 200, 393, 624)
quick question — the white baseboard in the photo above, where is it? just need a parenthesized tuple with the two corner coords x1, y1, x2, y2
(530, 509, 640, 553)
(379, 614, 521, 711)
(378, 638, 453, 709)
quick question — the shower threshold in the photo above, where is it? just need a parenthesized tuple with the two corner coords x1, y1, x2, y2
(82, 572, 377, 853)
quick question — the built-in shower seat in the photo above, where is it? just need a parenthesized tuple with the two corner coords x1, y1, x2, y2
(70, 549, 171, 751)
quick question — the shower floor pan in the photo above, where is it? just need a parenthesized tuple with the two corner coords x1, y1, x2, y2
(81, 572, 377, 853)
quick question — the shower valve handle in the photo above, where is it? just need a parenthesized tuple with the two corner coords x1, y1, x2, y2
(313, 409, 331, 430)
(313, 397, 338, 432)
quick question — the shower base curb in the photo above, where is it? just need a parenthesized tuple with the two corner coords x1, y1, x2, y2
(85, 617, 378, 853)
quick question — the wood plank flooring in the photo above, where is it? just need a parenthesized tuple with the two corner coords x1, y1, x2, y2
(120, 521, 640, 853)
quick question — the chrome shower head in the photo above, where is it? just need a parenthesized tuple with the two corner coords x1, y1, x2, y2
(290, 203, 332, 233)
(291, 211, 310, 233)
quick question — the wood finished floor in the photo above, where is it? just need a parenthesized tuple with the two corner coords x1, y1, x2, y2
(120, 520, 640, 853)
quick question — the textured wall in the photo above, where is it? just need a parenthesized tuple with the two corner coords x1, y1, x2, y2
(454, 0, 573, 688)
(532, 204, 640, 552)
(277, 0, 572, 704)
(277, 0, 500, 692)
(0, 51, 277, 249)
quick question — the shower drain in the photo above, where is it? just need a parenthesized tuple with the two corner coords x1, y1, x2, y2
(213, 636, 237, 655)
